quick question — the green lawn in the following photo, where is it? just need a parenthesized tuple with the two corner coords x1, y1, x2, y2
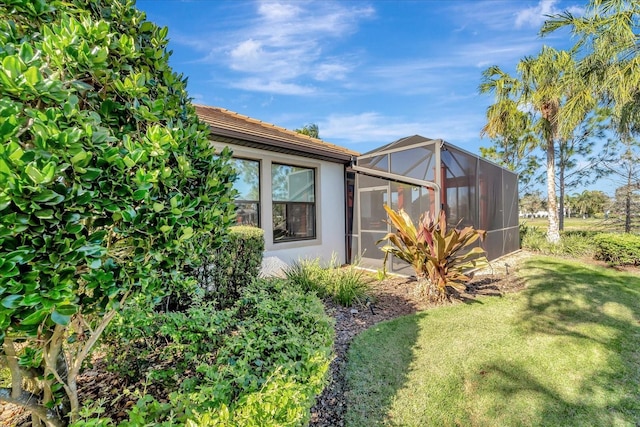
(521, 216, 621, 232)
(520, 215, 640, 233)
(345, 257, 640, 426)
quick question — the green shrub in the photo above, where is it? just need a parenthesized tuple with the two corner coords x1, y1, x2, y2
(521, 228, 547, 252)
(559, 232, 595, 257)
(105, 279, 333, 426)
(520, 227, 596, 258)
(0, 0, 236, 423)
(594, 233, 640, 265)
(284, 257, 370, 307)
(197, 226, 265, 308)
(103, 303, 236, 384)
(519, 222, 542, 247)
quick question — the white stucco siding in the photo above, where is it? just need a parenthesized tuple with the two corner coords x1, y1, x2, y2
(211, 142, 347, 267)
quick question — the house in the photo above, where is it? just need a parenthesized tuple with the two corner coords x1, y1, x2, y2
(196, 105, 358, 266)
(196, 105, 519, 273)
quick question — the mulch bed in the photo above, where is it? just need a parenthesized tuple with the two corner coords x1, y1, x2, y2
(1, 253, 531, 427)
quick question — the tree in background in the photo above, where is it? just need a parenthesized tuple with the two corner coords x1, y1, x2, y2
(519, 191, 547, 217)
(608, 136, 640, 231)
(481, 47, 594, 243)
(295, 123, 319, 138)
(555, 108, 612, 229)
(543, 0, 640, 232)
(479, 98, 540, 192)
(0, 0, 236, 424)
(572, 190, 610, 218)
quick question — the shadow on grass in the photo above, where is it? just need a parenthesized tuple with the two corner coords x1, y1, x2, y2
(519, 257, 640, 342)
(477, 360, 640, 426)
(510, 257, 640, 425)
(343, 258, 640, 426)
(343, 312, 425, 427)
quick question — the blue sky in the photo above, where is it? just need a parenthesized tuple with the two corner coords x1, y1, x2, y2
(137, 0, 584, 157)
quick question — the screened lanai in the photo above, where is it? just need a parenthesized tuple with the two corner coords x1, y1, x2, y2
(347, 135, 519, 274)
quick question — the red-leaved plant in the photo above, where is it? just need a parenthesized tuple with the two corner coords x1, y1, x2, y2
(378, 205, 488, 301)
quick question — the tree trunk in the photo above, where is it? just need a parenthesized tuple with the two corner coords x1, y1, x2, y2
(625, 169, 632, 233)
(546, 138, 561, 243)
(0, 389, 62, 427)
(559, 158, 565, 231)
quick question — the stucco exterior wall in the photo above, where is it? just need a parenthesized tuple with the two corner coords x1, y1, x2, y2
(211, 142, 347, 266)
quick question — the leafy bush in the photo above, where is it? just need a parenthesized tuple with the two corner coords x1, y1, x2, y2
(103, 303, 236, 384)
(520, 225, 547, 252)
(521, 227, 596, 258)
(0, 0, 236, 423)
(197, 226, 265, 308)
(103, 279, 334, 426)
(379, 206, 488, 301)
(594, 233, 640, 266)
(284, 257, 370, 307)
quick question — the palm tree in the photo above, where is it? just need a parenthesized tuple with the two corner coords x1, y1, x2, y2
(573, 190, 592, 218)
(479, 93, 539, 192)
(481, 47, 591, 243)
(295, 123, 320, 138)
(542, 0, 640, 134)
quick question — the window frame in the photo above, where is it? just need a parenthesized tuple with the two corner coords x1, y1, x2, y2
(271, 163, 316, 243)
(231, 157, 261, 227)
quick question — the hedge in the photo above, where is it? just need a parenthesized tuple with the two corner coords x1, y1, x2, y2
(593, 233, 640, 266)
(197, 226, 265, 308)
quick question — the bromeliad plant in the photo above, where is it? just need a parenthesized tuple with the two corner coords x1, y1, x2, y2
(378, 205, 488, 301)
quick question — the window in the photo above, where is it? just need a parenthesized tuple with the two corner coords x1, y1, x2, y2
(231, 158, 260, 226)
(272, 163, 315, 242)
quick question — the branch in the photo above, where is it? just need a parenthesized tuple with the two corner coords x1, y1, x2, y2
(69, 309, 117, 379)
(2, 337, 22, 399)
(15, 117, 35, 140)
(0, 388, 63, 427)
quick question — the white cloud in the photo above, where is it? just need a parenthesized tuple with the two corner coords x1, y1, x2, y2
(185, 1, 375, 95)
(320, 112, 424, 144)
(314, 62, 351, 81)
(459, 39, 542, 68)
(230, 39, 264, 68)
(515, 0, 559, 28)
(230, 78, 316, 95)
(446, 1, 525, 31)
(257, 1, 301, 21)
(319, 111, 487, 148)
(515, 0, 584, 29)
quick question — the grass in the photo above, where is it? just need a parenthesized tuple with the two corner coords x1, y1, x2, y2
(345, 256, 640, 426)
(521, 216, 628, 233)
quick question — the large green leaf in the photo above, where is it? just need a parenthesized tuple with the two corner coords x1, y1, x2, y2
(1, 294, 21, 309)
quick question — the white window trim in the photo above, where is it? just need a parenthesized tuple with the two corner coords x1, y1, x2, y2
(215, 143, 323, 252)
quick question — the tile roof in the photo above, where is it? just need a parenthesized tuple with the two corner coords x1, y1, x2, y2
(195, 104, 359, 163)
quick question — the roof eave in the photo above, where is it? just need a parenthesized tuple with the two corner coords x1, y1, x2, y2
(208, 127, 354, 164)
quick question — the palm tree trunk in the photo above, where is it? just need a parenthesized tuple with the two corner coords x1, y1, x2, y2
(546, 138, 561, 243)
(559, 159, 565, 231)
(625, 169, 632, 233)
